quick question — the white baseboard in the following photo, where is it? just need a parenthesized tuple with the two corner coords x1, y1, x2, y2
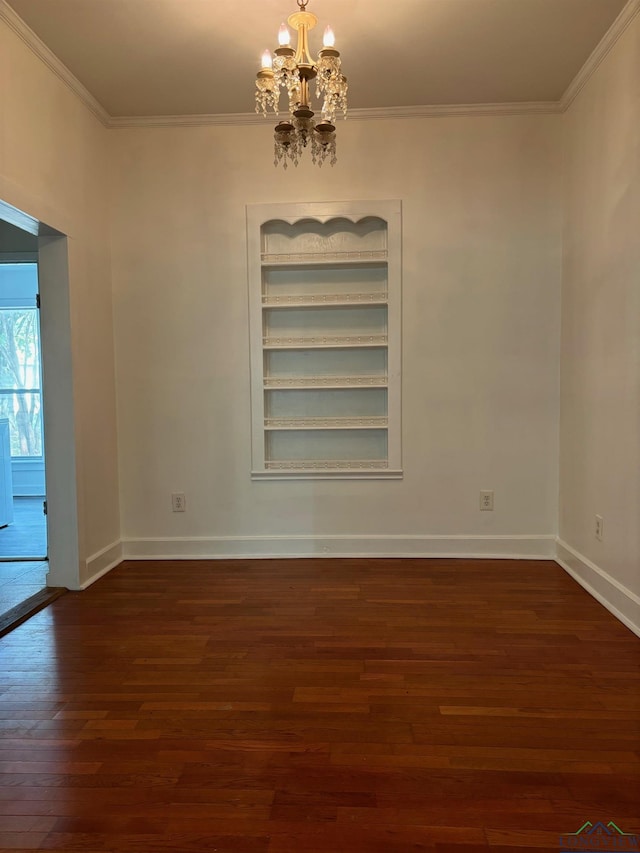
(122, 534, 556, 561)
(556, 539, 640, 638)
(80, 539, 123, 589)
(60, 536, 640, 640)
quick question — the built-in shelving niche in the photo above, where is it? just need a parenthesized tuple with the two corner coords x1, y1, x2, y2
(247, 201, 402, 479)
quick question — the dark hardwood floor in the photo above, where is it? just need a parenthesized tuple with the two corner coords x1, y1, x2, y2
(0, 558, 638, 851)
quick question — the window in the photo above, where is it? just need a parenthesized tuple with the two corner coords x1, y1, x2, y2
(0, 263, 43, 458)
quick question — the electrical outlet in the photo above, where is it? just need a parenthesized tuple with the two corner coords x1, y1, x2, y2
(172, 493, 186, 512)
(480, 490, 494, 511)
(595, 514, 603, 541)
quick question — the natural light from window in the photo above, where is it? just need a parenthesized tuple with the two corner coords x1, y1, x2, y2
(0, 263, 43, 458)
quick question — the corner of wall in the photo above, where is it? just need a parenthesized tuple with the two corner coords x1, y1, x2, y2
(80, 540, 123, 590)
(556, 540, 640, 637)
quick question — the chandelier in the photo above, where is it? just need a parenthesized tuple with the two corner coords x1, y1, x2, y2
(255, 0, 348, 168)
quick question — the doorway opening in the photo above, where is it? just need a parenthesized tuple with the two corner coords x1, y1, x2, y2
(0, 200, 79, 624)
(0, 258, 47, 563)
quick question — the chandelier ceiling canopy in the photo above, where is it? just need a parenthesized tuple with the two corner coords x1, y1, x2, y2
(255, 0, 348, 168)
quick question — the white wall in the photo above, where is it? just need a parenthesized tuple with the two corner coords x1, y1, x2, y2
(558, 12, 640, 632)
(0, 15, 121, 584)
(2, 0, 637, 634)
(110, 114, 562, 558)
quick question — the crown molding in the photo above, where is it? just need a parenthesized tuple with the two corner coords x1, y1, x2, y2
(560, 0, 640, 111)
(3, 0, 637, 130)
(0, 0, 109, 126)
(107, 111, 267, 129)
(343, 102, 563, 120)
(107, 101, 561, 129)
(0, 0, 558, 131)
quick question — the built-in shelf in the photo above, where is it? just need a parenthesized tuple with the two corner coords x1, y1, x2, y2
(247, 201, 402, 479)
(261, 250, 387, 265)
(263, 334, 388, 350)
(264, 416, 388, 431)
(263, 376, 388, 389)
(265, 459, 389, 470)
(262, 292, 388, 308)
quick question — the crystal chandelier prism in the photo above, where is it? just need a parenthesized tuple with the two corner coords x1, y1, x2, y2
(255, 0, 348, 168)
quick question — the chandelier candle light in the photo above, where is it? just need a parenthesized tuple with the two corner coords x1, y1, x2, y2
(255, 0, 348, 167)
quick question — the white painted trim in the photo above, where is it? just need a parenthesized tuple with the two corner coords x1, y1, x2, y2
(0, 0, 110, 127)
(108, 112, 271, 129)
(107, 102, 561, 129)
(79, 540, 123, 590)
(347, 103, 562, 120)
(11, 458, 46, 497)
(560, 0, 640, 111)
(251, 470, 404, 480)
(556, 540, 640, 638)
(37, 234, 81, 591)
(122, 534, 555, 561)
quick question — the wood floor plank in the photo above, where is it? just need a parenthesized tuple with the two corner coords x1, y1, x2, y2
(0, 557, 638, 851)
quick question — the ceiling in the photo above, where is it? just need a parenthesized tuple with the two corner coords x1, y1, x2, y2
(6, 0, 628, 118)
